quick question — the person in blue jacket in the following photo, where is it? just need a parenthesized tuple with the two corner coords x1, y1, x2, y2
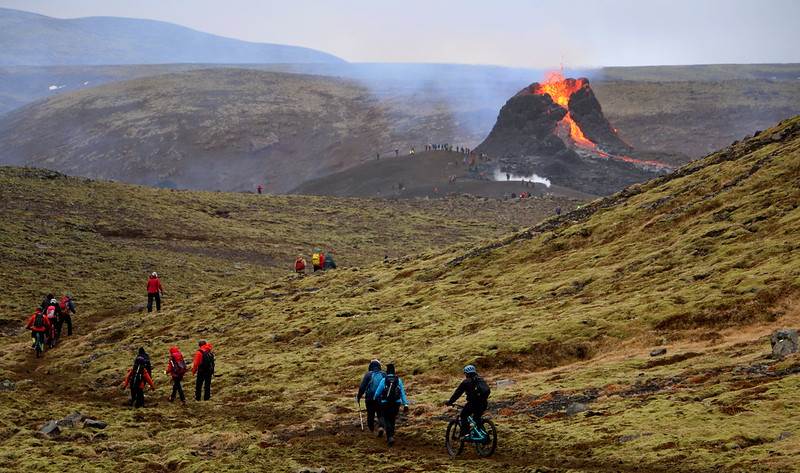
(356, 359, 385, 434)
(373, 363, 409, 447)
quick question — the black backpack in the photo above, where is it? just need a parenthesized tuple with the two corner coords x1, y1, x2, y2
(472, 376, 491, 401)
(33, 312, 45, 328)
(382, 374, 401, 403)
(131, 362, 144, 388)
(200, 349, 215, 375)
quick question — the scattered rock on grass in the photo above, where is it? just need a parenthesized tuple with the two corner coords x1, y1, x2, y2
(770, 329, 798, 359)
(566, 402, 588, 416)
(38, 421, 60, 438)
(296, 468, 326, 473)
(650, 348, 667, 357)
(495, 379, 515, 388)
(778, 431, 793, 441)
(57, 411, 85, 428)
(83, 419, 108, 429)
(617, 433, 641, 444)
(0, 379, 15, 391)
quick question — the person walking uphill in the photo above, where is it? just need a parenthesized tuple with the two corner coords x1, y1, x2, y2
(123, 348, 155, 408)
(165, 346, 188, 405)
(445, 365, 491, 439)
(57, 294, 76, 338)
(26, 308, 51, 349)
(373, 363, 409, 447)
(192, 340, 215, 401)
(356, 360, 385, 434)
(147, 272, 164, 313)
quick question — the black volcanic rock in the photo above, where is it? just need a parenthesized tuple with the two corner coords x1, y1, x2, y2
(568, 83, 631, 154)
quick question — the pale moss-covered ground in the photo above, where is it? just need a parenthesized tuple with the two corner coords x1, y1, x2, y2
(1, 117, 799, 472)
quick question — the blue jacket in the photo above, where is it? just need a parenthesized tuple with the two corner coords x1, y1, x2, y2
(357, 361, 384, 401)
(373, 375, 408, 405)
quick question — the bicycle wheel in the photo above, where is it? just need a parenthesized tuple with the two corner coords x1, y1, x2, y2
(445, 419, 464, 458)
(474, 419, 497, 457)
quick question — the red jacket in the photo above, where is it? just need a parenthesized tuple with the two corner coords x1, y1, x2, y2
(123, 366, 155, 389)
(192, 343, 213, 375)
(26, 311, 51, 333)
(295, 258, 306, 271)
(165, 347, 186, 380)
(147, 276, 163, 294)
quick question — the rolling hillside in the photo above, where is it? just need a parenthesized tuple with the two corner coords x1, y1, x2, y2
(0, 8, 343, 66)
(0, 116, 797, 472)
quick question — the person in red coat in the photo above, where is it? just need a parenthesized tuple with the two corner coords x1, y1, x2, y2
(147, 272, 164, 313)
(26, 308, 51, 349)
(192, 340, 215, 401)
(123, 349, 156, 408)
(165, 346, 188, 404)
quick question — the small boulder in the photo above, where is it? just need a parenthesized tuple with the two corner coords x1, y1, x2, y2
(38, 421, 60, 438)
(778, 431, 793, 441)
(83, 419, 108, 429)
(0, 379, 15, 391)
(57, 411, 85, 428)
(650, 348, 667, 357)
(566, 403, 588, 416)
(495, 379, 515, 388)
(770, 329, 798, 359)
(296, 468, 326, 473)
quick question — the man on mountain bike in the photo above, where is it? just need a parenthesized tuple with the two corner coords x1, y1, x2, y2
(445, 365, 491, 439)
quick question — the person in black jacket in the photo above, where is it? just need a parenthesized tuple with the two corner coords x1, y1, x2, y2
(356, 359, 385, 434)
(445, 364, 491, 439)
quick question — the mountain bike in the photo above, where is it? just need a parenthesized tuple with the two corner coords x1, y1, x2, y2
(32, 331, 45, 358)
(445, 403, 497, 458)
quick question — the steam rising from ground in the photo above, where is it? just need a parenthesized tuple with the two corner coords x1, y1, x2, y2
(492, 168, 551, 187)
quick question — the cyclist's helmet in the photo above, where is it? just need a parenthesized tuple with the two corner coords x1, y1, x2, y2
(50, 298, 57, 304)
(463, 364, 477, 375)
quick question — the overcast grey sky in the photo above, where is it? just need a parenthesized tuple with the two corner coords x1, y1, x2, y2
(2, 0, 799, 67)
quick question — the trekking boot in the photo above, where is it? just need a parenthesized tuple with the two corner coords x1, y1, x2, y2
(387, 436, 394, 447)
(376, 427, 384, 438)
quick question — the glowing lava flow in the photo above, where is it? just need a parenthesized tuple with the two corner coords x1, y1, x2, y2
(531, 71, 669, 169)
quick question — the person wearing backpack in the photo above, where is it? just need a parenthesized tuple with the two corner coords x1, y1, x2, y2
(56, 294, 76, 338)
(311, 250, 322, 272)
(356, 360, 385, 434)
(44, 299, 60, 348)
(445, 364, 491, 440)
(165, 346, 188, 405)
(123, 349, 155, 408)
(372, 363, 409, 447)
(26, 308, 51, 349)
(323, 251, 337, 270)
(147, 272, 164, 313)
(294, 255, 306, 274)
(192, 340, 215, 401)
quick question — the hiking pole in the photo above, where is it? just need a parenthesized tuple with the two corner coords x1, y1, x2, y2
(356, 398, 364, 431)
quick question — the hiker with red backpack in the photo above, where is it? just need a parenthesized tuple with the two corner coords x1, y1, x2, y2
(192, 340, 215, 401)
(372, 363, 409, 447)
(294, 255, 306, 274)
(44, 298, 60, 348)
(26, 308, 51, 350)
(57, 294, 76, 338)
(356, 359, 385, 434)
(123, 348, 155, 408)
(165, 346, 188, 404)
(147, 272, 164, 313)
(445, 365, 491, 440)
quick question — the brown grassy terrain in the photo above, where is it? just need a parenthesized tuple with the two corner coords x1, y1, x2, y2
(0, 115, 797, 472)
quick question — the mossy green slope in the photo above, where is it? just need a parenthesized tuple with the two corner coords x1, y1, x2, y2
(0, 117, 799, 472)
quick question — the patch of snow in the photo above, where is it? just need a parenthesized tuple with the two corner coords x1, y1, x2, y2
(83, 81, 90, 85)
(492, 169, 551, 187)
(48, 85, 66, 91)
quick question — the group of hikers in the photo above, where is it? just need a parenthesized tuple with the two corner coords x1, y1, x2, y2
(294, 248, 337, 274)
(25, 293, 76, 353)
(121, 341, 215, 407)
(356, 360, 491, 448)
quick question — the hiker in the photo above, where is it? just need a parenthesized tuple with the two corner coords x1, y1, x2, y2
(555, 207, 562, 216)
(57, 294, 76, 337)
(295, 255, 307, 274)
(323, 251, 337, 270)
(44, 298, 61, 348)
(123, 348, 155, 408)
(445, 365, 491, 440)
(138, 347, 154, 376)
(26, 308, 50, 349)
(40, 293, 55, 312)
(192, 340, 215, 401)
(257, 184, 263, 194)
(312, 250, 323, 272)
(373, 363, 409, 447)
(376, 152, 380, 161)
(165, 346, 188, 404)
(147, 272, 164, 313)
(394, 149, 399, 157)
(356, 360, 385, 434)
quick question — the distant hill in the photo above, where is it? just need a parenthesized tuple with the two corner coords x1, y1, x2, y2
(0, 7, 343, 66)
(0, 69, 388, 192)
